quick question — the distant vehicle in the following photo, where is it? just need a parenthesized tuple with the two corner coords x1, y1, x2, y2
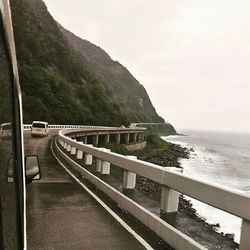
(0, 122, 12, 139)
(31, 121, 49, 137)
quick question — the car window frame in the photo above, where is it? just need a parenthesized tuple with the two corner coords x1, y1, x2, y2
(0, 0, 26, 248)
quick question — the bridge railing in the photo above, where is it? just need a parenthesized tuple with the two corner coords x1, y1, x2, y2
(56, 128, 249, 250)
(23, 124, 146, 131)
(23, 124, 126, 130)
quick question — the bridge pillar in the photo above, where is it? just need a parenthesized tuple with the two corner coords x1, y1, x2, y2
(240, 219, 250, 250)
(84, 145, 93, 165)
(142, 132, 145, 141)
(76, 142, 84, 159)
(115, 133, 121, 144)
(104, 134, 110, 143)
(132, 133, 137, 143)
(123, 156, 137, 189)
(161, 168, 181, 213)
(138, 133, 142, 142)
(83, 136, 88, 144)
(125, 133, 129, 144)
(101, 149, 111, 175)
(63, 142, 67, 149)
(93, 135, 99, 146)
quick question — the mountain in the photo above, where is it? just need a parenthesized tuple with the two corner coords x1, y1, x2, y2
(10, 0, 174, 132)
(59, 25, 164, 123)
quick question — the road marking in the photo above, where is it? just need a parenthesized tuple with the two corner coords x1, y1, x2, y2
(51, 140, 154, 250)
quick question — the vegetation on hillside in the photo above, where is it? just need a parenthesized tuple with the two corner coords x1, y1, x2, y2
(102, 134, 172, 180)
(60, 26, 164, 123)
(137, 123, 176, 136)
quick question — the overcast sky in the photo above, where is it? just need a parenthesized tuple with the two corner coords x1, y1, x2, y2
(43, 0, 250, 133)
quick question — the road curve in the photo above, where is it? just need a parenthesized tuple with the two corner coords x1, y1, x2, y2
(24, 130, 146, 250)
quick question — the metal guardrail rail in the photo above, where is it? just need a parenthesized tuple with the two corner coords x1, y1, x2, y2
(55, 128, 250, 250)
(23, 124, 120, 130)
(23, 124, 146, 131)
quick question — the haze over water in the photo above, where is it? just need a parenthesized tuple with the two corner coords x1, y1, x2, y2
(163, 130, 250, 243)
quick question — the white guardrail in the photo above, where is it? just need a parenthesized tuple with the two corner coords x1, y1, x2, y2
(55, 127, 250, 250)
(23, 124, 120, 130)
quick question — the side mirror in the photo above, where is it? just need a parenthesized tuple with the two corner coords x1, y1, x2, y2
(25, 155, 41, 184)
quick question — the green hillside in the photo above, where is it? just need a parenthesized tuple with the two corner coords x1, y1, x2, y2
(10, 0, 175, 133)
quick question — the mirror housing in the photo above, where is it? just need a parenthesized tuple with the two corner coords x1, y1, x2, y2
(25, 155, 41, 184)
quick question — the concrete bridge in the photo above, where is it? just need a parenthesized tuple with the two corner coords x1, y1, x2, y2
(24, 124, 146, 150)
(24, 125, 250, 250)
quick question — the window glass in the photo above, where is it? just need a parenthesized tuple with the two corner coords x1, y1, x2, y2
(32, 123, 46, 128)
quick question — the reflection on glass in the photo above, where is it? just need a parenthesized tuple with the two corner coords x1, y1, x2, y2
(0, 122, 12, 140)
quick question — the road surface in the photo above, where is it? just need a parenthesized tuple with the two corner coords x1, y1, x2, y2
(24, 131, 146, 250)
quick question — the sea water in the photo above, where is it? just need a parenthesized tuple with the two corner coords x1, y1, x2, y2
(163, 130, 250, 243)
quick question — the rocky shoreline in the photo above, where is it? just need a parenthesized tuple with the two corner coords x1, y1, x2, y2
(134, 141, 238, 249)
(142, 142, 191, 168)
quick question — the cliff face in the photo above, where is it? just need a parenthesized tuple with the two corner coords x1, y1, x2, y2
(10, 0, 173, 129)
(59, 25, 164, 123)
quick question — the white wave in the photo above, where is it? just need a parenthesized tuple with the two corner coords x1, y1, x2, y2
(162, 135, 245, 243)
(184, 196, 242, 243)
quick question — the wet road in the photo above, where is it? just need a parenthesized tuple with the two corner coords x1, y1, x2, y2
(24, 131, 146, 250)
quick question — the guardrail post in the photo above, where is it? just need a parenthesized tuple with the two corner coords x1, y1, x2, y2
(101, 149, 111, 175)
(240, 219, 250, 250)
(96, 148, 105, 172)
(161, 168, 181, 213)
(76, 142, 84, 159)
(84, 144, 93, 165)
(70, 139, 76, 155)
(66, 144, 71, 152)
(123, 156, 137, 189)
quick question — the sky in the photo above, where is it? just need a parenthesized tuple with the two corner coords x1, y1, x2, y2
(43, 0, 250, 133)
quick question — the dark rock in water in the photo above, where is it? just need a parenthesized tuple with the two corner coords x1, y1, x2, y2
(211, 223, 220, 228)
(225, 234, 235, 240)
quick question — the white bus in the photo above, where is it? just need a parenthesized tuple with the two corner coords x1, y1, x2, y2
(31, 121, 49, 137)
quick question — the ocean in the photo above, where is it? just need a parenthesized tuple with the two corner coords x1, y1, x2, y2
(163, 130, 250, 243)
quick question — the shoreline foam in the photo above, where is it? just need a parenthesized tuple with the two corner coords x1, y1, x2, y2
(163, 134, 242, 243)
